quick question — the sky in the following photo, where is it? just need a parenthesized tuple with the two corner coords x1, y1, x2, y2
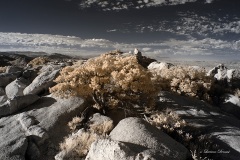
(0, 0, 240, 60)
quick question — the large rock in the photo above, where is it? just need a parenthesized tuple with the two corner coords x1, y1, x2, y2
(86, 138, 170, 160)
(5, 78, 30, 98)
(207, 64, 240, 82)
(0, 71, 22, 87)
(0, 94, 39, 117)
(23, 69, 59, 95)
(148, 61, 174, 71)
(110, 117, 190, 160)
(86, 139, 135, 160)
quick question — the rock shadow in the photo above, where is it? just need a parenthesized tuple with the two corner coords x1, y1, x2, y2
(18, 96, 57, 114)
(156, 91, 240, 160)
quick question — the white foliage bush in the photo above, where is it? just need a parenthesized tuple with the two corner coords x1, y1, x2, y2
(149, 109, 186, 133)
(149, 64, 213, 101)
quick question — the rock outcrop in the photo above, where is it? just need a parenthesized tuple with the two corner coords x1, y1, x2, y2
(110, 117, 190, 160)
(0, 94, 39, 117)
(207, 64, 240, 83)
(23, 69, 59, 95)
(5, 78, 30, 98)
(148, 61, 174, 71)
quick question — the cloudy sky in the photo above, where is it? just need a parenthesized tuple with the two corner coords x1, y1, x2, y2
(0, 0, 240, 60)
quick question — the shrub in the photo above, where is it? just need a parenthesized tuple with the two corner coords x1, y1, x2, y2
(0, 66, 7, 73)
(68, 115, 114, 135)
(88, 118, 114, 135)
(59, 130, 99, 158)
(148, 109, 187, 134)
(234, 89, 240, 98)
(28, 57, 49, 66)
(50, 53, 159, 111)
(68, 116, 83, 131)
(150, 65, 213, 101)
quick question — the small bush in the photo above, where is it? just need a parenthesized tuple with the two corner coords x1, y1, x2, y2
(68, 116, 83, 131)
(234, 89, 240, 98)
(0, 66, 7, 73)
(28, 57, 49, 66)
(150, 65, 213, 102)
(148, 109, 186, 133)
(50, 53, 159, 111)
(59, 130, 99, 158)
(88, 118, 113, 135)
(68, 115, 114, 135)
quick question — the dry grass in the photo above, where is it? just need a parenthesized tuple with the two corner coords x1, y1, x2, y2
(59, 130, 99, 158)
(150, 65, 213, 101)
(234, 89, 240, 98)
(28, 57, 49, 66)
(61, 113, 114, 159)
(148, 109, 186, 133)
(0, 66, 7, 73)
(88, 120, 114, 135)
(68, 115, 114, 135)
(68, 116, 84, 131)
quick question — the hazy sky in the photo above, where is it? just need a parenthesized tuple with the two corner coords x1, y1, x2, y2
(0, 0, 239, 60)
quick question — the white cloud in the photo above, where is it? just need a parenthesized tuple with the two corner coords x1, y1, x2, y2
(205, 0, 214, 4)
(142, 47, 152, 51)
(0, 32, 116, 57)
(0, 32, 239, 60)
(107, 29, 117, 32)
(114, 11, 240, 37)
(78, 0, 204, 11)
